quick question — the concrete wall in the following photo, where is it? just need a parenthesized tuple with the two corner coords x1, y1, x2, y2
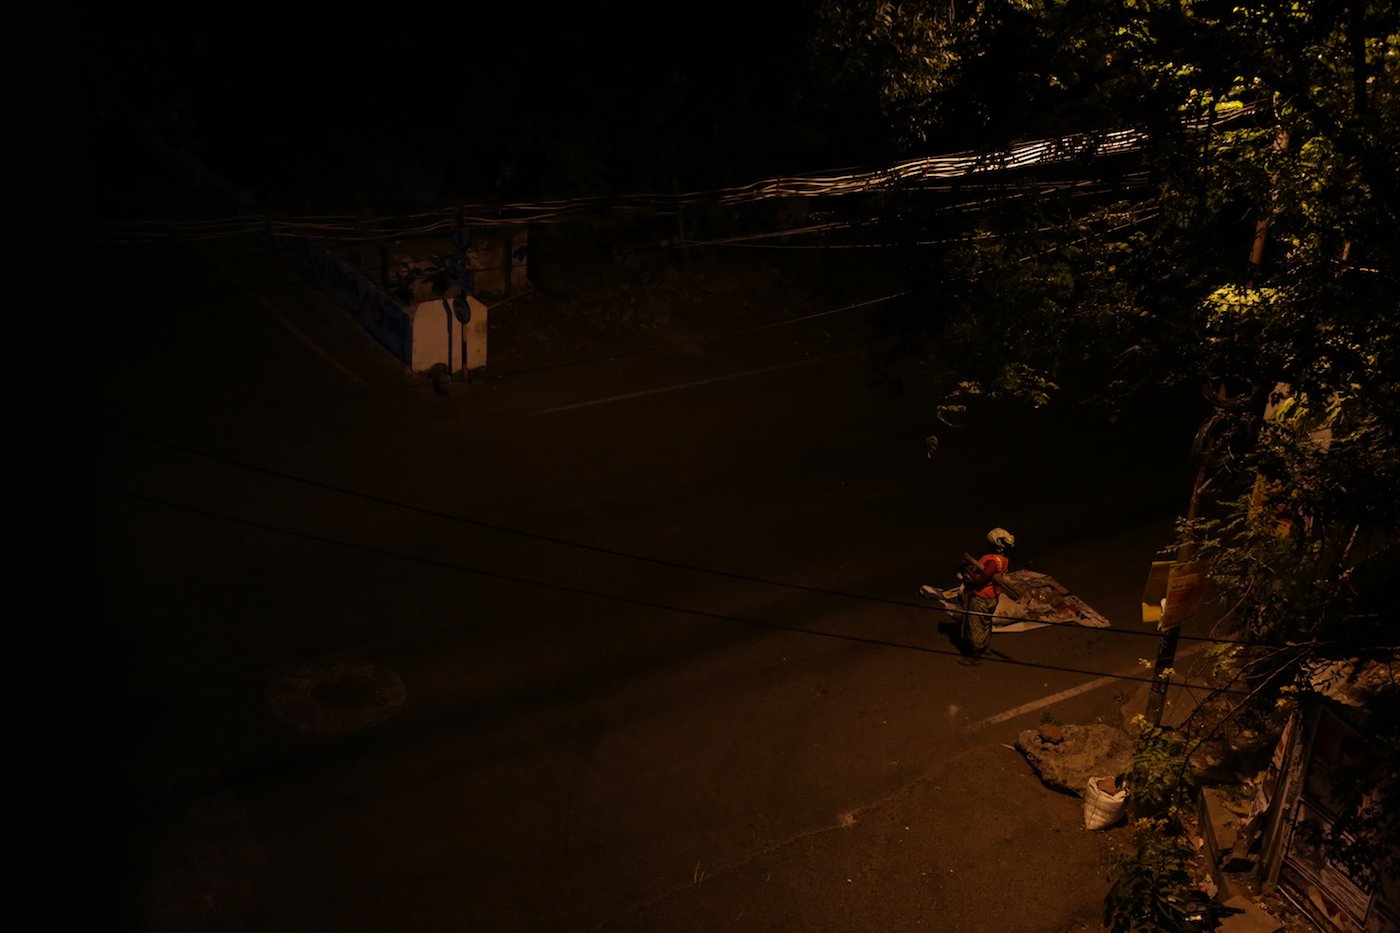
(131, 112, 415, 366)
(277, 235, 412, 363)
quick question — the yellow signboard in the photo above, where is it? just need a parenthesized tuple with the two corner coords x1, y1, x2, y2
(1142, 561, 1172, 626)
(1142, 559, 1209, 631)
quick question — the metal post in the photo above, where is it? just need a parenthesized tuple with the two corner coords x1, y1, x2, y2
(1144, 627, 1183, 726)
(446, 300, 454, 377)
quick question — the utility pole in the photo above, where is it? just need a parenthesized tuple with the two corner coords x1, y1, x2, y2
(1148, 128, 1282, 721)
(1144, 466, 1207, 726)
(1154, 108, 1284, 724)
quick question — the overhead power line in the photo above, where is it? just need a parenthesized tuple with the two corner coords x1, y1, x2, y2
(92, 106, 1255, 243)
(103, 485, 1259, 698)
(105, 424, 1254, 647)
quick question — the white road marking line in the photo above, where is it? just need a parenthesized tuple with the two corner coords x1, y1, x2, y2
(967, 643, 1207, 733)
(532, 352, 860, 414)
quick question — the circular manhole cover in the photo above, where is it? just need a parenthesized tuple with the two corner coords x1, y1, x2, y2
(266, 662, 406, 734)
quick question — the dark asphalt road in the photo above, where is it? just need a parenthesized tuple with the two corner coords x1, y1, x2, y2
(75, 235, 1209, 931)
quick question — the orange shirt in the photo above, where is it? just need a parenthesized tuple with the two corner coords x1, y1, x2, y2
(972, 553, 1010, 599)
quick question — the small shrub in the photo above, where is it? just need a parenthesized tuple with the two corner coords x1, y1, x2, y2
(1125, 719, 1194, 818)
(1104, 818, 1201, 933)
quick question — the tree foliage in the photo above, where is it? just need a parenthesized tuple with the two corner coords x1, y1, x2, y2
(819, 0, 1399, 917)
(819, 0, 1399, 633)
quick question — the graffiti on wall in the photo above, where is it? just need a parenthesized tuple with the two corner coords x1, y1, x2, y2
(133, 111, 413, 365)
(276, 234, 412, 363)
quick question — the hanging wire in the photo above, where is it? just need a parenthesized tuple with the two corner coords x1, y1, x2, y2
(92, 106, 1255, 244)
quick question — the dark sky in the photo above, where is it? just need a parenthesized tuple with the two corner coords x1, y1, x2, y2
(77, 2, 879, 210)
